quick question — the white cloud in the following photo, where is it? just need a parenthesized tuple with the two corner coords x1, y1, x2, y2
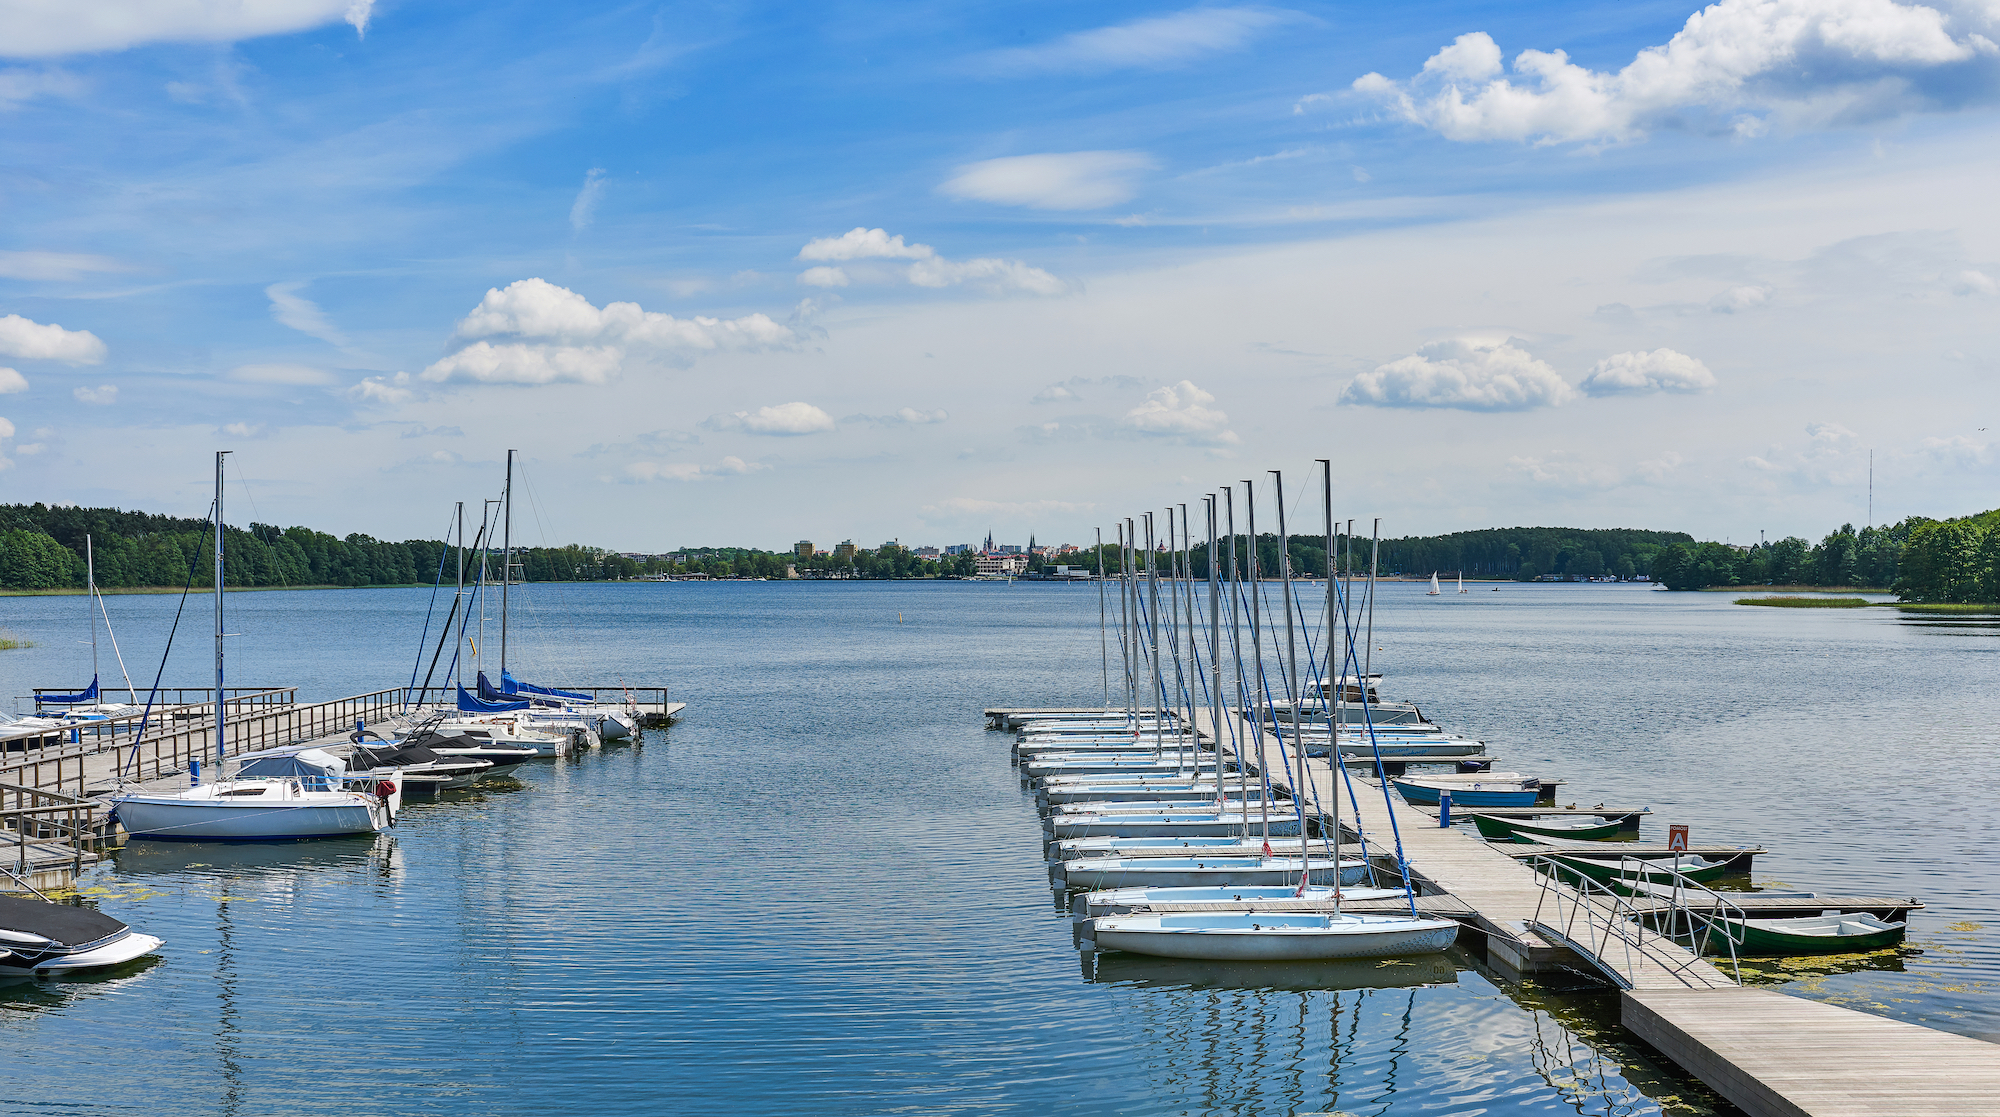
(1508, 453, 1625, 488)
(0, 0, 374, 58)
(1954, 269, 1998, 295)
(222, 422, 266, 438)
(265, 281, 349, 348)
(0, 250, 128, 281)
(940, 151, 1154, 210)
(73, 384, 117, 405)
(0, 67, 84, 108)
(0, 368, 25, 393)
(422, 278, 796, 386)
(797, 266, 849, 288)
(1709, 284, 1773, 312)
(1033, 384, 1080, 403)
(1350, 1, 2000, 146)
(971, 7, 1304, 73)
(704, 401, 836, 435)
(1342, 339, 1574, 410)
(0, 414, 12, 470)
(1807, 420, 1858, 444)
(348, 372, 414, 406)
(798, 228, 934, 262)
(1124, 379, 1240, 442)
(570, 167, 607, 232)
(792, 228, 1064, 295)
(229, 362, 335, 386)
(0, 313, 105, 364)
(623, 455, 768, 482)
(1578, 348, 1717, 395)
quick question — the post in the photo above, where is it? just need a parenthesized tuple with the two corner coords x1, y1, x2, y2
(1439, 791, 1451, 827)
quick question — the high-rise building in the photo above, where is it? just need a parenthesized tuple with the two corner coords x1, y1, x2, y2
(794, 540, 813, 561)
(833, 540, 857, 562)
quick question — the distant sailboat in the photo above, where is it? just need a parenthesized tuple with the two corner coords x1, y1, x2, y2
(1457, 572, 1467, 593)
(1426, 572, 1441, 595)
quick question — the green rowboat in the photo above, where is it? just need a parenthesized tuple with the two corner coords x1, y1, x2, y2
(1471, 814, 1623, 842)
(1707, 913, 1905, 955)
(1546, 853, 1736, 887)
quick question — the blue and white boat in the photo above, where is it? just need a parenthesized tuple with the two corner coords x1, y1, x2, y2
(1091, 911, 1459, 961)
(1391, 773, 1540, 807)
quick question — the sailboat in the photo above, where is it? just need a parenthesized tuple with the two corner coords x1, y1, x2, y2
(109, 453, 400, 842)
(1426, 572, 1441, 595)
(34, 535, 141, 727)
(1457, 572, 1467, 593)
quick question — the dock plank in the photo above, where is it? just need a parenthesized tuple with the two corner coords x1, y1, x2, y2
(1624, 987, 2000, 1117)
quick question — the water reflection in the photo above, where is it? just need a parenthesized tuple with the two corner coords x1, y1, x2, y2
(0, 957, 164, 1010)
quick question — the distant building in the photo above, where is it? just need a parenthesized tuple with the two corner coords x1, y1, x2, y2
(833, 540, 857, 562)
(998, 545, 1022, 555)
(913, 547, 940, 559)
(794, 540, 813, 561)
(975, 553, 1029, 576)
(945, 544, 972, 555)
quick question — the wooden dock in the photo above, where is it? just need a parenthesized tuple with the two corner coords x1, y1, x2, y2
(995, 705, 2000, 1116)
(1624, 987, 2000, 1117)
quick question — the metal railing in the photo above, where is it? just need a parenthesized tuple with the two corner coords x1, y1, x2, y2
(1526, 854, 1744, 988)
(6, 688, 298, 759)
(402, 684, 670, 716)
(0, 782, 106, 882)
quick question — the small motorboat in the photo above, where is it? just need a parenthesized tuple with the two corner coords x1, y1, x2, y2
(0, 894, 163, 977)
(399, 728, 539, 770)
(1091, 911, 1459, 961)
(343, 741, 493, 797)
(1392, 774, 1540, 807)
(1552, 853, 1737, 887)
(1472, 814, 1624, 841)
(1060, 855, 1363, 890)
(1707, 913, 1906, 955)
(1049, 813, 1304, 840)
(1052, 836, 1334, 861)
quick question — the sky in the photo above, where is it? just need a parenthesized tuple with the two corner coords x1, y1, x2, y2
(0, 0, 1996, 553)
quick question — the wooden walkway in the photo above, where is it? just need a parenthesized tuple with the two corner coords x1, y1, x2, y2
(1183, 707, 1736, 990)
(1624, 987, 2000, 1117)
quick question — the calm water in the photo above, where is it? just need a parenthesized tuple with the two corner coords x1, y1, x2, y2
(0, 580, 1993, 1115)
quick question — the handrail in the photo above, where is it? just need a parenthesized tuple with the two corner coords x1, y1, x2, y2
(1526, 854, 1744, 988)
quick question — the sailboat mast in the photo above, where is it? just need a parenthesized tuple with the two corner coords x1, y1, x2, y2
(1178, 502, 1195, 763)
(1205, 496, 1224, 808)
(1143, 513, 1163, 756)
(1243, 480, 1270, 847)
(1273, 471, 1311, 886)
(1365, 518, 1380, 681)
(214, 451, 228, 764)
(1095, 527, 1108, 709)
(501, 449, 513, 678)
(454, 501, 465, 691)
(1320, 460, 1340, 914)
(86, 534, 99, 698)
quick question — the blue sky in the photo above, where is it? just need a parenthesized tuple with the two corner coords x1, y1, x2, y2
(2, 0, 1996, 551)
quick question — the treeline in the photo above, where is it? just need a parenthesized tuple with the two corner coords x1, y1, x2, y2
(0, 502, 649, 590)
(1653, 510, 2000, 602)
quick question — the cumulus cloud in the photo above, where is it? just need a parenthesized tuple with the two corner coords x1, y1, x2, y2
(970, 6, 1306, 73)
(72, 384, 117, 405)
(1, 0, 374, 57)
(940, 151, 1155, 210)
(1955, 269, 1998, 295)
(1033, 384, 1080, 403)
(1343, 339, 1574, 410)
(222, 422, 266, 438)
(0, 368, 26, 393)
(0, 415, 12, 469)
(266, 281, 348, 347)
(570, 168, 608, 232)
(1348, 1, 2000, 146)
(1124, 380, 1240, 443)
(793, 228, 1064, 294)
(422, 278, 796, 386)
(703, 401, 836, 435)
(1578, 348, 1717, 395)
(348, 372, 414, 406)
(623, 456, 768, 482)
(0, 313, 105, 364)
(1709, 284, 1773, 312)
(0, 250, 129, 281)
(230, 362, 335, 386)
(896, 407, 948, 424)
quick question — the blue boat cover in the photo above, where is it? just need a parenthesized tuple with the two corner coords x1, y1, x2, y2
(457, 685, 529, 713)
(501, 670, 591, 702)
(38, 676, 99, 705)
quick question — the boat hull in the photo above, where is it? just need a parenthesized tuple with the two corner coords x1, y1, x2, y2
(113, 797, 385, 841)
(1094, 915, 1459, 961)
(1708, 916, 1906, 955)
(0, 932, 164, 976)
(1061, 859, 1364, 890)
(1472, 815, 1623, 841)
(1392, 781, 1538, 807)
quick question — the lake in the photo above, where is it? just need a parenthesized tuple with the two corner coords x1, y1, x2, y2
(0, 579, 1993, 1115)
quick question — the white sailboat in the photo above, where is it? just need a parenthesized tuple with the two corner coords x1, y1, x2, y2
(109, 453, 399, 843)
(1426, 572, 1441, 595)
(1457, 571, 1468, 593)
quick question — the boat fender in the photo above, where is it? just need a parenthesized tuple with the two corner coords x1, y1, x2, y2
(375, 780, 396, 799)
